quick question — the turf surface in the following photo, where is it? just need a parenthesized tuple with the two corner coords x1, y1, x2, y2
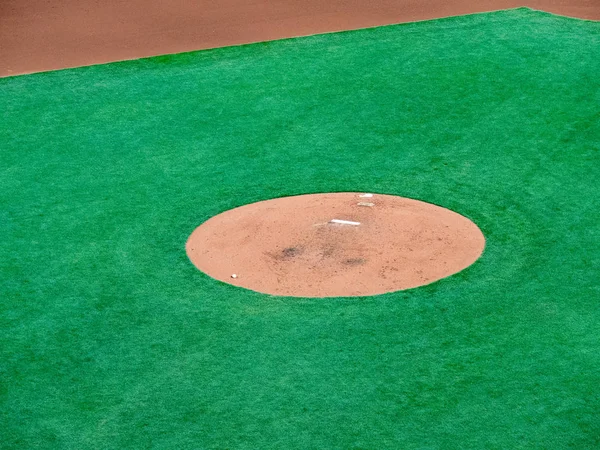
(1, 7, 600, 449)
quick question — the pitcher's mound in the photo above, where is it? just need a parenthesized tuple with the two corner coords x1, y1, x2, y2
(186, 193, 485, 297)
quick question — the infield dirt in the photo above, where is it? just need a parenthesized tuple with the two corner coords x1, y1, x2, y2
(1, 0, 599, 77)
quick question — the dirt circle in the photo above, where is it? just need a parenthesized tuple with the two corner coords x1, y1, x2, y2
(186, 193, 485, 297)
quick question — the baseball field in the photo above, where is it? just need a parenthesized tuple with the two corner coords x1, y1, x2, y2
(1, 5, 599, 449)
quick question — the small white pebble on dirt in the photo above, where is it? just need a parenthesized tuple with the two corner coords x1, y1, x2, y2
(231, 274, 238, 279)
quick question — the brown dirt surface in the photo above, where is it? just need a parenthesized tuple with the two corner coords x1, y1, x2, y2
(186, 193, 485, 297)
(1, 0, 599, 77)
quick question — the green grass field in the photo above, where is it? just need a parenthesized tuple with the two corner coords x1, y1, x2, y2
(1, 7, 599, 448)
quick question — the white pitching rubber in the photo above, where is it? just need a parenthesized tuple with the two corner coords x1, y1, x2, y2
(359, 193, 374, 198)
(330, 219, 361, 226)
